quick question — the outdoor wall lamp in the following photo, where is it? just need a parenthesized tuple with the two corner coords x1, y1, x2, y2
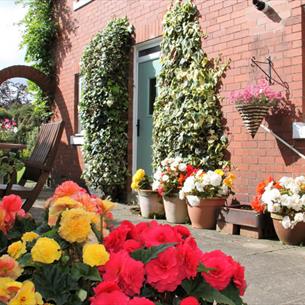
(252, 0, 282, 23)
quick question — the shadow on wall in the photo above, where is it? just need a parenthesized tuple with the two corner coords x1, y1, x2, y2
(51, 85, 85, 187)
(265, 88, 304, 166)
(53, 0, 77, 73)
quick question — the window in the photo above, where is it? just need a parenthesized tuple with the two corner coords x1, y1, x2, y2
(73, 0, 93, 11)
(70, 74, 84, 145)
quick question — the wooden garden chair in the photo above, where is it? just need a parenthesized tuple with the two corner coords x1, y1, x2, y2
(0, 120, 64, 211)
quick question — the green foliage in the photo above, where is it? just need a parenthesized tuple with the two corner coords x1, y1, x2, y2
(18, 0, 57, 76)
(33, 264, 79, 305)
(131, 243, 176, 263)
(152, 0, 229, 170)
(80, 17, 133, 197)
(0, 108, 12, 120)
(17, 0, 57, 121)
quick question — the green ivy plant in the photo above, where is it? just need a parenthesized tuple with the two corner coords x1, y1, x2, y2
(17, 0, 57, 121)
(80, 17, 133, 198)
(152, 0, 229, 170)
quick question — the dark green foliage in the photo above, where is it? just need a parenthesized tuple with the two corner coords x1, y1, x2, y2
(131, 243, 176, 263)
(17, 0, 57, 121)
(80, 17, 133, 197)
(152, 0, 229, 170)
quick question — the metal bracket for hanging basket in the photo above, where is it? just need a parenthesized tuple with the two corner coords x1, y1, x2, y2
(250, 56, 289, 93)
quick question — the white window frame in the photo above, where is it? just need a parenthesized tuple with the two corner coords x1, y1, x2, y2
(132, 37, 161, 175)
(73, 0, 93, 11)
(70, 74, 84, 145)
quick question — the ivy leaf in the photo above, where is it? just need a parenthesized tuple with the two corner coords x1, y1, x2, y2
(131, 243, 176, 263)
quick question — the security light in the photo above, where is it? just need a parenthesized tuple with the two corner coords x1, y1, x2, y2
(252, 0, 282, 23)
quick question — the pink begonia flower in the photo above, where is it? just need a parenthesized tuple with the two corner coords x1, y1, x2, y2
(229, 79, 282, 105)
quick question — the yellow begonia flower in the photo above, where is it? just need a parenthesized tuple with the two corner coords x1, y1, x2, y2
(48, 196, 83, 226)
(22, 232, 39, 243)
(214, 169, 224, 176)
(0, 277, 21, 303)
(7, 241, 26, 260)
(223, 173, 236, 188)
(131, 182, 139, 190)
(131, 169, 146, 190)
(58, 208, 92, 243)
(98, 199, 115, 213)
(31, 238, 61, 264)
(8, 281, 42, 305)
(83, 243, 110, 267)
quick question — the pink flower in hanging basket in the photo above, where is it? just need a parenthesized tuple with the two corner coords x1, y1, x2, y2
(230, 79, 283, 106)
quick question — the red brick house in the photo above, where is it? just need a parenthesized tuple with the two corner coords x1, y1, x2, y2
(53, 0, 305, 203)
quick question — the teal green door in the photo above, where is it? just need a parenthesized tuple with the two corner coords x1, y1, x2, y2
(137, 58, 161, 176)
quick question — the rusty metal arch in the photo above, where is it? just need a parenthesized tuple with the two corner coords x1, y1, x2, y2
(0, 65, 53, 94)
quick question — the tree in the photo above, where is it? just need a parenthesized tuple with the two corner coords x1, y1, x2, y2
(0, 81, 32, 108)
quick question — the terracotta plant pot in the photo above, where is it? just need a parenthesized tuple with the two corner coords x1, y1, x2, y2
(163, 195, 188, 224)
(271, 213, 305, 245)
(137, 190, 164, 218)
(235, 104, 270, 138)
(187, 197, 226, 229)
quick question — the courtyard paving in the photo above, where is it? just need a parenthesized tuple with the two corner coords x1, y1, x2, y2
(33, 192, 305, 305)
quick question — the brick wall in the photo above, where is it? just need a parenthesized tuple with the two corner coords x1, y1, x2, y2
(53, 0, 305, 203)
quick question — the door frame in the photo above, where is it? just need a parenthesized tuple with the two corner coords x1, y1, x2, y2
(132, 37, 161, 175)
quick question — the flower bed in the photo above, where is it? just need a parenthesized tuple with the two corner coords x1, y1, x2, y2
(0, 181, 247, 304)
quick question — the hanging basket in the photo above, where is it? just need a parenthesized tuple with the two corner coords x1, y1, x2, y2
(235, 104, 270, 138)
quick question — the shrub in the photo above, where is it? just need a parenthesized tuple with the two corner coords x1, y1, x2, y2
(80, 17, 133, 198)
(152, 0, 229, 170)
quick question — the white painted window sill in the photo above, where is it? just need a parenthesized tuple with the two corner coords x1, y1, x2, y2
(70, 134, 84, 145)
(73, 0, 93, 11)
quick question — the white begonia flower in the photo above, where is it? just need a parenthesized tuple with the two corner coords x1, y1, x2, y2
(175, 156, 183, 163)
(264, 181, 274, 192)
(294, 212, 304, 223)
(178, 163, 186, 172)
(261, 188, 281, 206)
(170, 163, 177, 171)
(281, 194, 302, 211)
(279, 177, 299, 193)
(218, 185, 229, 196)
(195, 182, 204, 192)
(187, 195, 201, 207)
(162, 174, 169, 182)
(152, 180, 159, 191)
(153, 170, 162, 181)
(182, 176, 195, 193)
(295, 176, 305, 186)
(267, 202, 281, 213)
(179, 190, 185, 200)
(281, 216, 292, 229)
(203, 171, 220, 185)
(300, 195, 305, 207)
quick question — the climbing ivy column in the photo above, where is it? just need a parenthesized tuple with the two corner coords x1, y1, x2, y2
(80, 18, 133, 198)
(152, 0, 229, 170)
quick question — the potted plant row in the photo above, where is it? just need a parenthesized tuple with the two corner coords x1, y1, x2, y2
(133, 157, 236, 229)
(252, 175, 305, 245)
